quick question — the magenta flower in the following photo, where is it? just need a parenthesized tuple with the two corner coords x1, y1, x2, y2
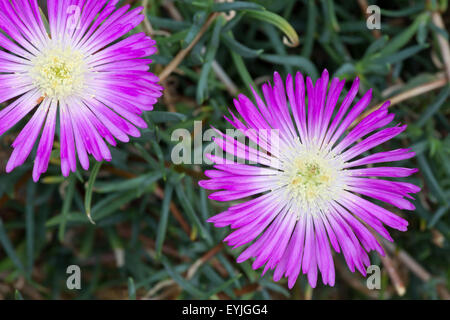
(199, 70, 420, 288)
(0, 0, 162, 181)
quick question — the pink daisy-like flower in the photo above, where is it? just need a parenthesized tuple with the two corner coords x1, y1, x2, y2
(0, 0, 162, 181)
(199, 70, 420, 288)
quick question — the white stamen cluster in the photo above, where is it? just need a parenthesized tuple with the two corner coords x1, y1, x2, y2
(29, 42, 88, 99)
(276, 138, 347, 217)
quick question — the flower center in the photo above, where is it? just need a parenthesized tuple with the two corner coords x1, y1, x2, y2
(30, 44, 87, 99)
(277, 143, 346, 216)
(290, 159, 332, 196)
(288, 156, 336, 201)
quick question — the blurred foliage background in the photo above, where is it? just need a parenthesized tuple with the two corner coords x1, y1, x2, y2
(0, 0, 449, 300)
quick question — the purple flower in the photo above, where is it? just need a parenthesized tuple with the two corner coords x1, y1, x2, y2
(0, 0, 162, 181)
(199, 70, 420, 288)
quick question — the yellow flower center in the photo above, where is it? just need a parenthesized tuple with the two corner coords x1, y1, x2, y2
(289, 157, 335, 200)
(30, 44, 87, 99)
(276, 142, 346, 216)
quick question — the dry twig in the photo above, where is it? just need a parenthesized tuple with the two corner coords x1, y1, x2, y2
(431, 11, 450, 81)
(382, 240, 450, 300)
(158, 13, 220, 82)
(352, 73, 448, 128)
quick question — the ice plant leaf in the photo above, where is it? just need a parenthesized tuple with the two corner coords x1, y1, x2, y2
(0, 217, 26, 275)
(378, 12, 429, 56)
(25, 181, 36, 276)
(128, 277, 136, 300)
(85, 161, 103, 225)
(155, 183, 174, 260)
(245, 9, 300, 47)
(15, 290, 24, 300)
(199, 70, 421, 289)
(212, 1, 264, 12)
(0, 0, 163, 182)
(58, 174, 76, 242)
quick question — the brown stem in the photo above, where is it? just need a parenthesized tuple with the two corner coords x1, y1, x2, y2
(379, 252, 406, 296)
(351, 73, 448, 128)
(155, 185, 191, 236)
(158, 13, 220, 82)
(382, 240, 450, 300)
(431, 10, 450, 81)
